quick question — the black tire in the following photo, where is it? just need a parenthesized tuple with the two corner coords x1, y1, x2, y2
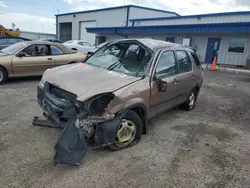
(108, 110, 143, 151)
(0, 67, 8, 85)
(179, 88, 198, 111)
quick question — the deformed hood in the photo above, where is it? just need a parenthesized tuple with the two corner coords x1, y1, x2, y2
(43, 63, 140, 101)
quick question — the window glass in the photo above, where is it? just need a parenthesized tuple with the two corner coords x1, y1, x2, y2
(51, 46, 63, 55)
(78, 42, 92, 46)
(190, 52, 201, 67)
(155, 51, 177, 79)
(176, 51, 192, 73)
(228, 38, 246, 53)
(85, 43, 151, 77)
(22, 45, 49, 56)
(1, 42, 28, 55)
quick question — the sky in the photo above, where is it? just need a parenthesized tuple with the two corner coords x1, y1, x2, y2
(0, 0, 250, 34)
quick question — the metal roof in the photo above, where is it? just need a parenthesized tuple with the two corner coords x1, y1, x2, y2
(86, 22, 250, 34)
(55, 5, 179, 16)
(129, 11, 250, 22)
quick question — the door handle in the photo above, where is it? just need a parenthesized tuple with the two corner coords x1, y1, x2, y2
(47, 58, 52, 60)
(192, 74, 195, 79)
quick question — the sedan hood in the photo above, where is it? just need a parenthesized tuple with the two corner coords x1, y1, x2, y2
(44, 63, 140, 101)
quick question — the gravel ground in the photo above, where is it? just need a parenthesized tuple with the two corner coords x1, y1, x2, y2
(0, 70, 250, 188)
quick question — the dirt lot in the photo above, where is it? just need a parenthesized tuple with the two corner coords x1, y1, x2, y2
(0, 70, 250, 188)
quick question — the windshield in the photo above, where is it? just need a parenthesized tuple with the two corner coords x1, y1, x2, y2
(85, 42, 151, 77)
(0, 42, 28, 55)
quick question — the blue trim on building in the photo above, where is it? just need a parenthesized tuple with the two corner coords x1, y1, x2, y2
(55, 4, 179, 16)
(56, 16, 58, 39)
(129, 11, 250, 22)
(126, 6, 130, 26)
(86, 22, 250, 34)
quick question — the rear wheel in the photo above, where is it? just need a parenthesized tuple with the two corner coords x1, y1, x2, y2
(108, 110, 142, 151)
(0, 67, 8, 85)
(179, 89, 198, 111)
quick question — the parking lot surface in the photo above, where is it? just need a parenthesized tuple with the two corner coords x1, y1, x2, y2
(0, 70, 250, 188)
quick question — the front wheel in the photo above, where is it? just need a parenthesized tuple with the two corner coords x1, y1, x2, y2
(0, 67, 8, 85)
(179, 89, 198, 111)
(108, 110, 142, 151)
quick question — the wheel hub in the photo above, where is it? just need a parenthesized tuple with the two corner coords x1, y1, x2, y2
(0, 71, 3, 82)
(189, 92, 195, 107)
(115, 119, 136, 146)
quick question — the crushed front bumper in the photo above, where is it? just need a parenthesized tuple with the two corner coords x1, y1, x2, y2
(35, 83, 121, 166)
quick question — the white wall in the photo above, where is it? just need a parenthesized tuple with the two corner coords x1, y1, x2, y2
(218, 36, 250, 66)
(133, 14, 250, 26)
(57, 8, 127, 40)
(129, 7, 177, 26)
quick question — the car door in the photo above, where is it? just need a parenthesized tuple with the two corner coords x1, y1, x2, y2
(174, 50, 194, 105)
(12, 44, 55, 76)
(50, 45, 73, 66)
(149, 50, 178, 118)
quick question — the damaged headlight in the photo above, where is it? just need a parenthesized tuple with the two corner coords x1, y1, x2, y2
(102, 112, 115, 120)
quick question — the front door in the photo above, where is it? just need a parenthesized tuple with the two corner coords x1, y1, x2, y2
(12, 44, 54, 76)
(149, 50, 178, 118)
(205, 38, 221, 64)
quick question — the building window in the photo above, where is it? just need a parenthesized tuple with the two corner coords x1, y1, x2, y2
(228, 38, 246, 53)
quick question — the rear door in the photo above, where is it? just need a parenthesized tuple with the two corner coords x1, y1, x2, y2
(12, 44, 55, 76)
(50, 45, 73, 66)
(174, 50, 194, 105)
(149, 50, 178, 118)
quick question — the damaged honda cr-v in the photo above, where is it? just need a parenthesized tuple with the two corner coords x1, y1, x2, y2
(34, 39, 203, 166)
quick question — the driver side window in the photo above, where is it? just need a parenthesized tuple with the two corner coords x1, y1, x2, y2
(22, 45, 49, 57)
(155, 51, 177, 79)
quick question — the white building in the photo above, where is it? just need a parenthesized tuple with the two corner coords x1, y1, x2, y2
(56, 5, 250, 67)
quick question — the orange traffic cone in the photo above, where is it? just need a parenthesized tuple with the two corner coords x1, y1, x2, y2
(209, 56, 217, 71)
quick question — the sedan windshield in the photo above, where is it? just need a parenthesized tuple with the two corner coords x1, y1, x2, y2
(1, 42, 28, 55)
(84, 42, 151, 77)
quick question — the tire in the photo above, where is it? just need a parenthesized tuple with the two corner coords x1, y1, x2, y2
(108, 110, 143, 151)
(0, 67, 8, 85)
(179, 88, 198, 111)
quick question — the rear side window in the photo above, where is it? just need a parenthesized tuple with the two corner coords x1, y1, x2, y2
(51, 46, 63, 55)
(155, 51, 177, 79)
(191, 52, 201, 67)
(175, 51, 192, 73)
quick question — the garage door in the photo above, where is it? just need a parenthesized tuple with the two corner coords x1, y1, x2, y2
(80, 21, 96, 45)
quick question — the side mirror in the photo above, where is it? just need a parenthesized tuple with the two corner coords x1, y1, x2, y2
(153, 72, 168, 92)
(17, 52, 26, 58)
(155, 77, 168, 92)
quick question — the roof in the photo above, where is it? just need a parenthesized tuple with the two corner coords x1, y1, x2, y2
(129, 11, 250, 22)
(86, 22, 250, 34)
(23, 41, 74, 53)
(55, 4, 179, 16)
(113, 38, 181, 51)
